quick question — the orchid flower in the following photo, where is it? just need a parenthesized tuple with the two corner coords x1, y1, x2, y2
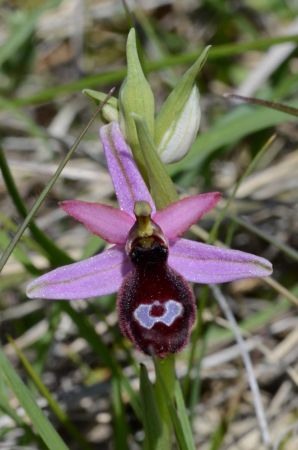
(27, 122, 272, 357)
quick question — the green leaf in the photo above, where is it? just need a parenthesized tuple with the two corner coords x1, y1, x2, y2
(174, 382, 196, 450)
(119, 28, 155, 176)
(133, 114, 177, 209)
(0, 345, 69, 450)
(153, 356, 176, 449)
(140, 364, 163, 450)
(0, 373, 39, 445)
(209, 418, 229, 450)
(9, 337, 92, 450)
(111, 378, 130, 450)
(154, 358, 194, 450)
(0, 375, 23, 425)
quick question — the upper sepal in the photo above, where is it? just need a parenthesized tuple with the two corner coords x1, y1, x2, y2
(119, 28, 155, 175)
(99, 122, 155, 216)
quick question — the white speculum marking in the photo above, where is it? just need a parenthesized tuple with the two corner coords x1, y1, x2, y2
(133, 300, 183, 330)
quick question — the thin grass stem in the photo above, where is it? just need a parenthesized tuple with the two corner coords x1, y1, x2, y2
(0, 89, 114, 273)
(211, 285, 271, 448)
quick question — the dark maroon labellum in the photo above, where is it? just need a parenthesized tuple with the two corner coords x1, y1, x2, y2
(118, 208, 196, 358)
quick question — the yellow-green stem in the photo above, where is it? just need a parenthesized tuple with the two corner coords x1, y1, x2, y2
(153, 355, 176, 449)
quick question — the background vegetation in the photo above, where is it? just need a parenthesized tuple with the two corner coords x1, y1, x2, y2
(0, 0, 297, 449)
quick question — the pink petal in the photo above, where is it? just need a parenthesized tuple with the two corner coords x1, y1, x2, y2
(153, 193, 221, 239)
(168, 238, 272, 283)
(100, 122, 155, 216)
(60, 200, 134, 244)
(26, 246, 132, 300)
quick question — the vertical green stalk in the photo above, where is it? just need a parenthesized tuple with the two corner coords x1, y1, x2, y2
(184, 285, 209, 413)
(153, 355, 176, 448)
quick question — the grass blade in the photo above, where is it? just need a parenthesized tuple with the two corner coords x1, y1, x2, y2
(226, 93, 298, 117)
(6, 34, 298, 107)
(140, 364, 163, 450)
(175, 382, 196, 450)
(9, 337, 93, 450)
(0, 146, 72, 266)
(154, 360, 195, 450)
(0, 0, 60, 67)
(211, 285, 271, 447)
(0, 344, 70, 450)
(0, 91, 113, 273)
(111, 377, 130, 450)
(208, 134, 276, 243)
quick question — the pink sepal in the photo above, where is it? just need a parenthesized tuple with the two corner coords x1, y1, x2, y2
(100, 122, 155, 216)
(26, 246, 132, 300)
(168, 238, 272, 283)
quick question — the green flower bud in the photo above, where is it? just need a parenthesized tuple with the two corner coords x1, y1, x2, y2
(119, 28, 155, 175)
(83, 89, 119, 122)
(157, 86, 201, 163)
(155, 46, 210, 163)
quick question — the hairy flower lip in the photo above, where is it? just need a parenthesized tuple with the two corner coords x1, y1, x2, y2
(26, 122, 272, 302)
